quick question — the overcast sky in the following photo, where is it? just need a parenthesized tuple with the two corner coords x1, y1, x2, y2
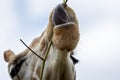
(0, 0, 120, 80)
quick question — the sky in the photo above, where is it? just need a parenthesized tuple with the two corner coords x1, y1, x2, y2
(0, 0, 120, 80)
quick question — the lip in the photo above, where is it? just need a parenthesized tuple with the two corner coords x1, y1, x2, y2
(52, 4, 71, 26)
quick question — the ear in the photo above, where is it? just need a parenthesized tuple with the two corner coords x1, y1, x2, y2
(4, 50, 16, 62)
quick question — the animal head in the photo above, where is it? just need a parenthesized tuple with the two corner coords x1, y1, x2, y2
(4, 3, 79, 80)
(46, 3, 79, 51)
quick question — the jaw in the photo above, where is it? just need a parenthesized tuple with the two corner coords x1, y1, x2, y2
(52, 4, 79, 51)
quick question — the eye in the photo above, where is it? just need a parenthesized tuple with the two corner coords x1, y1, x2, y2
(9, 59, 26, 78)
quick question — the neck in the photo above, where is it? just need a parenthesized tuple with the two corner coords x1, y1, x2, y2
(43, 45, 75, 80)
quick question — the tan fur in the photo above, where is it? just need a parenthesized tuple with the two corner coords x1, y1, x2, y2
(4, 50, 16, 62)
(4, 4, 79, 80)
(53, 22, 79, 51)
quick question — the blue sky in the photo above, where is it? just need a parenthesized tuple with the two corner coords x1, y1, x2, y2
(0, 0, 120, 80)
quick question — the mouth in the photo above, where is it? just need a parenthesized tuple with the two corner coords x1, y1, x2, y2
(52, 4, 79, 51)
(52, 4, 71, 26)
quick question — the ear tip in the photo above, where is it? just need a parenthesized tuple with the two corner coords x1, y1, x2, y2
(3, 49, 14, 62)
(4, 49, 13, 55)
(3, 50, 9, 62)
